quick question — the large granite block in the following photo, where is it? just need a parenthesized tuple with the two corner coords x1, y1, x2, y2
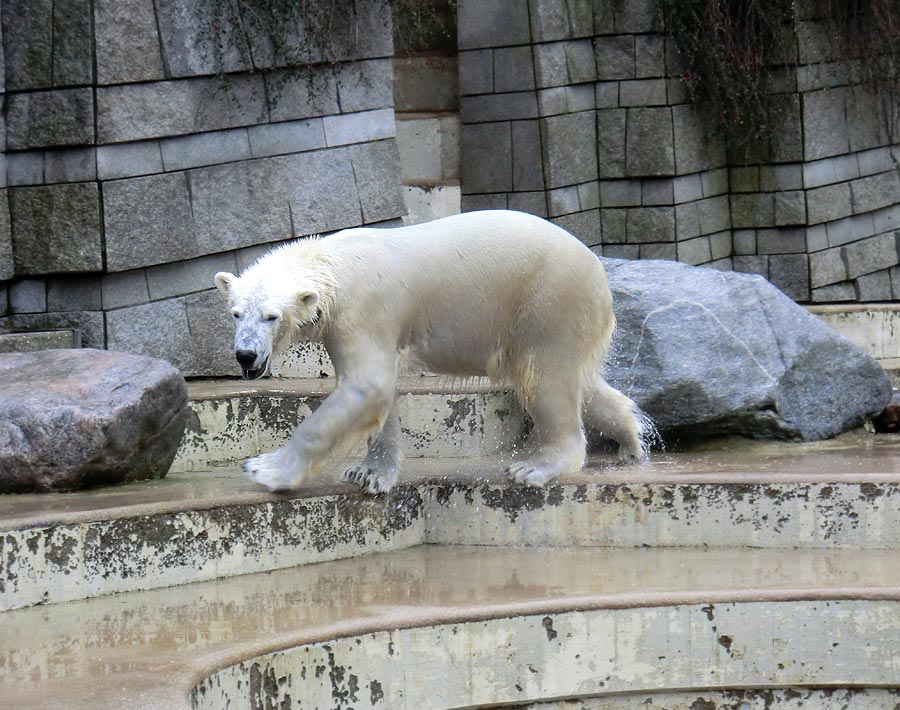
(512, 121, 544, 191)
(565, 39, 597, 84)
(97, 141, 165, 180)
(626, 205, 675, 242)
(458, 0, 530, 50)
(155, 0, 252, 77)
(103, 172, 197, 271)
(850, 171, 900, 215)
(102, 271, 150, 309)
(533, 42, 568, 88)
(9, 183, 102, 275)
(46, 275, 102, 312)
(324, 108, 395, 147)
(540, 112, 597, 188)
(461, 123, 512, 193)
(843, 232, 900, 280)
(160, 129, 252, 172)
(52, 0, 93, 85)
(803, 88, 850, 161)
(460, 92, 539, 123)
(43, 147, 97, 184)
(626, 107, 674, 176)
(184, 289, 238, 376)
(594, 35, 634, 80)
(672, 105, 722, 175)
(635, 34, 666, 78)
(105, 149, 364, 271)
(2, 0, 52, 89)
(458, 50, 494, 95)
(597, 108, 627, 178)
(9, 279, 46, 314)
(336, 59, 393, 113)
(146, 253, 239, 301)
(494, 46, 536, 92)
(106, 298, 193, 373)
(0, 310, 105, 348)
(0, 196, 12, 281)
(528, 0, 571, 42)
(267, 66, 339, 122)
(769, 254, 810, 301)
(806, 182, 852, 224)
(97, 76, 267, 144)
(248, 119, 326, 158)
(6, 89, 95, 150)
(349, 140, 405, 223)
(809, 246, 848, 288)
(95, 0, 165, 84)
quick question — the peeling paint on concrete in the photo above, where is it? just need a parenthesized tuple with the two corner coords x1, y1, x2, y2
(172, 389, 527, 471)
(1, 489, 425, 611)
(192, 601, 900, 710)
(422, 480, 900, 548)
(488, 688, 900, 709)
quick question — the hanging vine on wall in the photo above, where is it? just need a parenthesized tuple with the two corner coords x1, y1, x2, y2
(662, 0, 900, 158)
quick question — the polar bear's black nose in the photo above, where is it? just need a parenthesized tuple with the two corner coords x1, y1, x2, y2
(235, 349, 257, 368)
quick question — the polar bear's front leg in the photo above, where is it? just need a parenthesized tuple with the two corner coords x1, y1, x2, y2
(341, 404, 403, 494)
(242, 357, 397, 492)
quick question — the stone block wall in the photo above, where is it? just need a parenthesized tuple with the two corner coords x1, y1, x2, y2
(458, 0, 900, 302)
(458, 0, 733, 270)
(0, 0, 405, 375)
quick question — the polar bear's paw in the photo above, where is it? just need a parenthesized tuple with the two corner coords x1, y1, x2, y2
(243, 451, 305, 492)
(341, 465, 398, 495)
(507, 460, 561, 488)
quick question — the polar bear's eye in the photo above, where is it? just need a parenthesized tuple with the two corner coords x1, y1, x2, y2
(262, 313, 279, 322)
(232, 310, 241, 319)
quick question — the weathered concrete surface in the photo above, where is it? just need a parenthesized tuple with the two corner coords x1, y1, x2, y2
(496, 688, 900, 710)
(173, 378, 526, 471)
(2, 434, 899, 611)
(0, 349, 188, 492)
(603, 259, 893, 441)
(196, 598, 900, 710)
(1, 544, 898, 709)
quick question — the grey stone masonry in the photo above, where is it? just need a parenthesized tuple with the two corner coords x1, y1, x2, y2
(0, 0, 405, 377)
(9, 183, 103, 275)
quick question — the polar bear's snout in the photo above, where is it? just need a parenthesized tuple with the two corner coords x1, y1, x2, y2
(236, 349, 269, 380)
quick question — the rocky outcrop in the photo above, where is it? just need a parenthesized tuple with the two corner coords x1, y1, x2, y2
(0, 349, 188, 492)
(604, 259, 893, 442)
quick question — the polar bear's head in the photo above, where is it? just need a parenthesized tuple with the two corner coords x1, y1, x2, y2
(214, 267, 321, 380)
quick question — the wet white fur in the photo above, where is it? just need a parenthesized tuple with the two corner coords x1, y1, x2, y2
(215, 209, 645, 494)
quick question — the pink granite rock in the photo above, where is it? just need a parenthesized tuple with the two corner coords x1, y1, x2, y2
(0, 349, 188, 492)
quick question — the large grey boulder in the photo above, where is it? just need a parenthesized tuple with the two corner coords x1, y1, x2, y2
(603, 259, 892, 441)
(0, 349, 188, 493)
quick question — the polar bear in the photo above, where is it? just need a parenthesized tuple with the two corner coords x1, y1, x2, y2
(215, 209, 645, 494)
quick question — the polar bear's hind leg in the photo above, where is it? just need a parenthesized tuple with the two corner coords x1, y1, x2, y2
(507, 366, 587, 488)
(341, 405, 404, 494)
(582, 375, 646, 462)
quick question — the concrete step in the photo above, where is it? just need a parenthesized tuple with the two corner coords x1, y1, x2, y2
(2, 543, 898, 710)
(3, 432, 899, 612)
(0, 329, 78, 353)
(174, 377, 527, 471)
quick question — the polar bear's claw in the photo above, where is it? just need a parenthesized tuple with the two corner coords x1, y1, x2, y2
(341, 465, 397, 495)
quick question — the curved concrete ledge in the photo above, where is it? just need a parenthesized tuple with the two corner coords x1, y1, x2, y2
(1, 545, 899, 709)
(193, 601, 900, 710)
(2, 435, 900, 611)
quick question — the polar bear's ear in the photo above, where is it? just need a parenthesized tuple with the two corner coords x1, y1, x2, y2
(214, 272, 237, 297)
(296, 290, 319, 310)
